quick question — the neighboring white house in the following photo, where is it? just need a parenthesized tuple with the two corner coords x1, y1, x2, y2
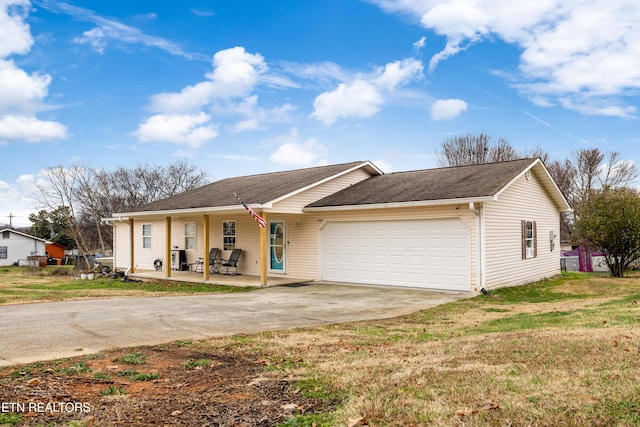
(108, 158, 572, 292)
(0, 229, 47, 267)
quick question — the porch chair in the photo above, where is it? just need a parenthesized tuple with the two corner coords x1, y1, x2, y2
(208, 248, 221, 274)
(219, 248, 242, 275)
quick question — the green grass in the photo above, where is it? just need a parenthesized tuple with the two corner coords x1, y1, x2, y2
(294, 376, 344, 401)
(55, 362, 92, 375)
(0, 413, 22, 425)
(92, 372, 111, 380)
(113, 352, 147, 365)
(99, 385, 127, 396)
(183, 359, 211, 369)
(15, 279, 253, 293)
(486, 272, 589, 304)
(278, 413, 335, 427)
(0, 265, 255, 305)
(117, 369, 161, 381)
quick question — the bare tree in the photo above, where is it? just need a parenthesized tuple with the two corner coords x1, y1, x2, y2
(163, 159, 209, 198)
(436, 133, 521, 167)
(35, 165, 94, 269)
(34, 160, 209, 259)
(100, 161, 209, 211)
(572, 148, 637, 207)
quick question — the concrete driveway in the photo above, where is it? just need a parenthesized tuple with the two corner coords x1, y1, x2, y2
(0, 282, 470, 367)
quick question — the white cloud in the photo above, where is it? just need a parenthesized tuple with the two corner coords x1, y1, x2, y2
(371, 0, 640, 117)
(150, 47, 268, 113)
(310, 57, 423, 125)
(0, 173, 40, 228)
(139, 47, 293, 143)
(0, 59, 52, 114)
(413, 36, 426, 52)
(134, 113, 218, 148)
(0, 114, 67, 142)
(0, 0, 32, 57)
(311, 80, 384, 125)
(0, 1, 68, 143)
(430, 99, 468, 120)
(270, 130, 328, 166)
(373, 58, 423, 90)
(37, 0, 205, 59)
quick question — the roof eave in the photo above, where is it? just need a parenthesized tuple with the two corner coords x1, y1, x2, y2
(266, 161, 383, 206)
(112, 204, 261, 219)
(304, 196, 494, 212)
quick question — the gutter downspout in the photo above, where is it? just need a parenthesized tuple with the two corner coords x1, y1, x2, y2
(469, 202, 486, 293)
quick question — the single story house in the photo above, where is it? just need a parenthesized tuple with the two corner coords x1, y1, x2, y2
(0, 229, 47, 267)
(108, 158, 571, 292)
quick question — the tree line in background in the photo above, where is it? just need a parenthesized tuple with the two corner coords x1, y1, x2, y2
(29, 160, 208, 266)
(26, 135, 640, 276)
(437, 133, 640, 276)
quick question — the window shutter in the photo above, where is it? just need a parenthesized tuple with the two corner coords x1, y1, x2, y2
(533, 221, 537, 258)
(521, 220, 526, 260)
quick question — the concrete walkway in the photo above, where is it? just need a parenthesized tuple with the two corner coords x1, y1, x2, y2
(0, 283, 471, 367)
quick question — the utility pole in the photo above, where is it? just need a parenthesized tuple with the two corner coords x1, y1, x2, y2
(8, 213, 14, 229)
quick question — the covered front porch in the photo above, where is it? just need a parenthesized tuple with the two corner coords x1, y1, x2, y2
(129, 269, 310, 288)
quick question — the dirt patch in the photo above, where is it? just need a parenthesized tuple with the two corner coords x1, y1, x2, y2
(0, 342, 335, 426)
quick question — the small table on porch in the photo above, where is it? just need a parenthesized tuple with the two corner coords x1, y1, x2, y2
(189, 258, 204, 273)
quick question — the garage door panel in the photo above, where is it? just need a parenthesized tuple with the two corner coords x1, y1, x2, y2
(321, 219, 470, 291)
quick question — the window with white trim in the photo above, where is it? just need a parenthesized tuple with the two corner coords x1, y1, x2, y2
(142, 224, 152, 249)
(0, 246, 6, 259)
(522, 220, 537, 259)
(223, 221, 236, 251)
(185, 222, 196, 250)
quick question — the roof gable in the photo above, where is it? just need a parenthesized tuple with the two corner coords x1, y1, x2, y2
(121, 161, 380, 214)
(0, 229, 46, 242)
(306, 158, 571, 212)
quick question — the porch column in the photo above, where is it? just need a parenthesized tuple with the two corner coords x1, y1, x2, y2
(165, 216, 172, 278)
(203, 214, 210, 281)
(260, 211, 268, 287)
(129, 218, 135, 273)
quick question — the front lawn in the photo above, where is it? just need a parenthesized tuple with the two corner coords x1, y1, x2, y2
(0, 271, 638, 426)
(0, 265, 252, 305)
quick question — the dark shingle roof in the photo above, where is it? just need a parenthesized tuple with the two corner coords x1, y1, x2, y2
(125, 161, 371, 213)
(307, 158, 536, 208)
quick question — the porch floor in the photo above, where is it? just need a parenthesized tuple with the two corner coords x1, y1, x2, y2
(129, 269, 310, 288)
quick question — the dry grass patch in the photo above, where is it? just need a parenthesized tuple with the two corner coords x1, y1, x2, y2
(1, 271, 639, 426)
(230, 273, 640, 426)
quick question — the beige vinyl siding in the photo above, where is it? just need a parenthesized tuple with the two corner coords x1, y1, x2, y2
(483, 170, 561, 288)
(206, 214, 262, 276)
(113, 221, 130, 270)
(278, 214, 318, 279)
(136, 220, 166, 271)
(272, 168, 372, 213)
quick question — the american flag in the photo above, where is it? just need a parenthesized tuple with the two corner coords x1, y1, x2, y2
(234, 193, 266, 228)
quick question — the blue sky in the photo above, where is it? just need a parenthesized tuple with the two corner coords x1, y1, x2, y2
(2, 0, 639, 227)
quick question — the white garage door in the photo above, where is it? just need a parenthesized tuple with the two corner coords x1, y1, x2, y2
(321, 219, 470, 291)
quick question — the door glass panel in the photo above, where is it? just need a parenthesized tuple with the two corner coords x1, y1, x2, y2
(270, 222, 285, 271)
